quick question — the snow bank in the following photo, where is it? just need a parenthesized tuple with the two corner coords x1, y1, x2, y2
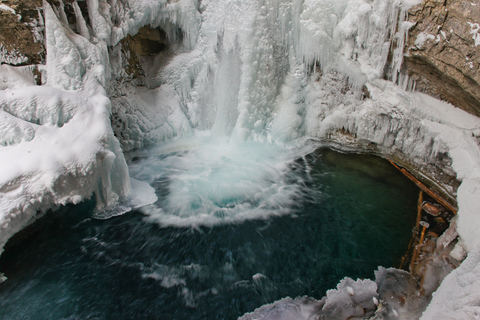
(240, 278, 379, 320)
(421, 244, 480, 319)
(0, 72, 131, 255)
(0, 0, 169, 255)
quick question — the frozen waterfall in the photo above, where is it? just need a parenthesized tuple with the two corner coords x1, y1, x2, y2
(2, 0, 480, 318)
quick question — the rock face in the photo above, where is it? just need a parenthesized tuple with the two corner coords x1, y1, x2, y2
(119, 26, 170, 80)
(405, 0, 480, 117)
(0, 0, 43, 65)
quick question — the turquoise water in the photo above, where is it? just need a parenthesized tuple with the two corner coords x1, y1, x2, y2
(0, 148, 417, 319)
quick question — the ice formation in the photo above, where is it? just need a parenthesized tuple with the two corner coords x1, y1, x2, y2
(468, 22, 480, 47)
(240, 268, 426, 319)
(0, 45, 28, 66)
(1, 0, 480, 317)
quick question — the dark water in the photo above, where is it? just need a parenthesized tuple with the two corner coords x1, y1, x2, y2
(0, 149, 417, 320)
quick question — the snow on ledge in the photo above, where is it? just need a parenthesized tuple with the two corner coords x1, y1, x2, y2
(421, 243, 480, 319)
(0, 4, 15, 14)
(0, 82, 127, 253)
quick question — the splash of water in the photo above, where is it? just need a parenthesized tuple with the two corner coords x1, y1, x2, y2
(128, 134, 318, 227)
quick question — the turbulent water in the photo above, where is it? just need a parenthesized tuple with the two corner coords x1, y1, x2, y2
(127, 136, 318, 227)
(0, 148, 417, 319)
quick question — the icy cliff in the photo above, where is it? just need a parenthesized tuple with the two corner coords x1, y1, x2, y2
(1, 0, 480, 318)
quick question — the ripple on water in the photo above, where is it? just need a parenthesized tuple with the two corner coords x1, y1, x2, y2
(0, 147, 418, 320)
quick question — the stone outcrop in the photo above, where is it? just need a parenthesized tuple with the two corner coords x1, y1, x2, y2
(0, 0, 43, 65)
(405, 0, 480, 117)
(119, 26, 169, 80)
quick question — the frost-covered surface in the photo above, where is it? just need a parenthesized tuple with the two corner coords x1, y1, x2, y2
(240, 267, 426, 319)
(0, 44, 28, 66)
(111, 83, 192, 151)
(239, 278, 379, 320)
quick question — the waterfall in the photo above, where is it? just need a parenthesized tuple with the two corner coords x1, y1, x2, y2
(116, 0, 421, 145)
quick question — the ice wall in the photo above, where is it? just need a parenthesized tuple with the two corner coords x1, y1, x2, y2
(110, 0, 424, 147)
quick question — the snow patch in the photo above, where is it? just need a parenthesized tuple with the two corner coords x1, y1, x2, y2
(415, 31, 436, 49)
(467, 22, 480, 46)
(0, 45, 28, 65)
(0, 4, 15, 14)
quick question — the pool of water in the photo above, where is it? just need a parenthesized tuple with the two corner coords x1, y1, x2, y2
(0, 148, 417, 320)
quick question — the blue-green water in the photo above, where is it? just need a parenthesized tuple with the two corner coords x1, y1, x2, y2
(0, 149, 417, 319)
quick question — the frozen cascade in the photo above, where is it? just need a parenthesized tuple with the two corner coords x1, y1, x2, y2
(1, 0, 480, 318)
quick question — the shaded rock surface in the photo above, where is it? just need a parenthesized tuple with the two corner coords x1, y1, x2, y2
(118, 25, 170, 81)
(405, 0, 480, 117)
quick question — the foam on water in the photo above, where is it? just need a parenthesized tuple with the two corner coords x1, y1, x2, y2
(128, 134, 318, 227)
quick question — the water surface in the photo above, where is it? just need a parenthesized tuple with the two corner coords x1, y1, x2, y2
(0, 148, 417, 320)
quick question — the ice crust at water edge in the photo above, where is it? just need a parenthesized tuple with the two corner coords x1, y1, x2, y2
(239, 270, 417, 320)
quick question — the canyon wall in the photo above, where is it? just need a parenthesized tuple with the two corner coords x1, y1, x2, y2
(2, 0, 479, 116)
(404, 0, 480, 117)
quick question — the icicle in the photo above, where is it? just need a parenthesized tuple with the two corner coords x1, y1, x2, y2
(44, 0, 84, 90)
(57, 0, 69, 26)
(86, 0, 112, 44)
(73, 0, 91, 40)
